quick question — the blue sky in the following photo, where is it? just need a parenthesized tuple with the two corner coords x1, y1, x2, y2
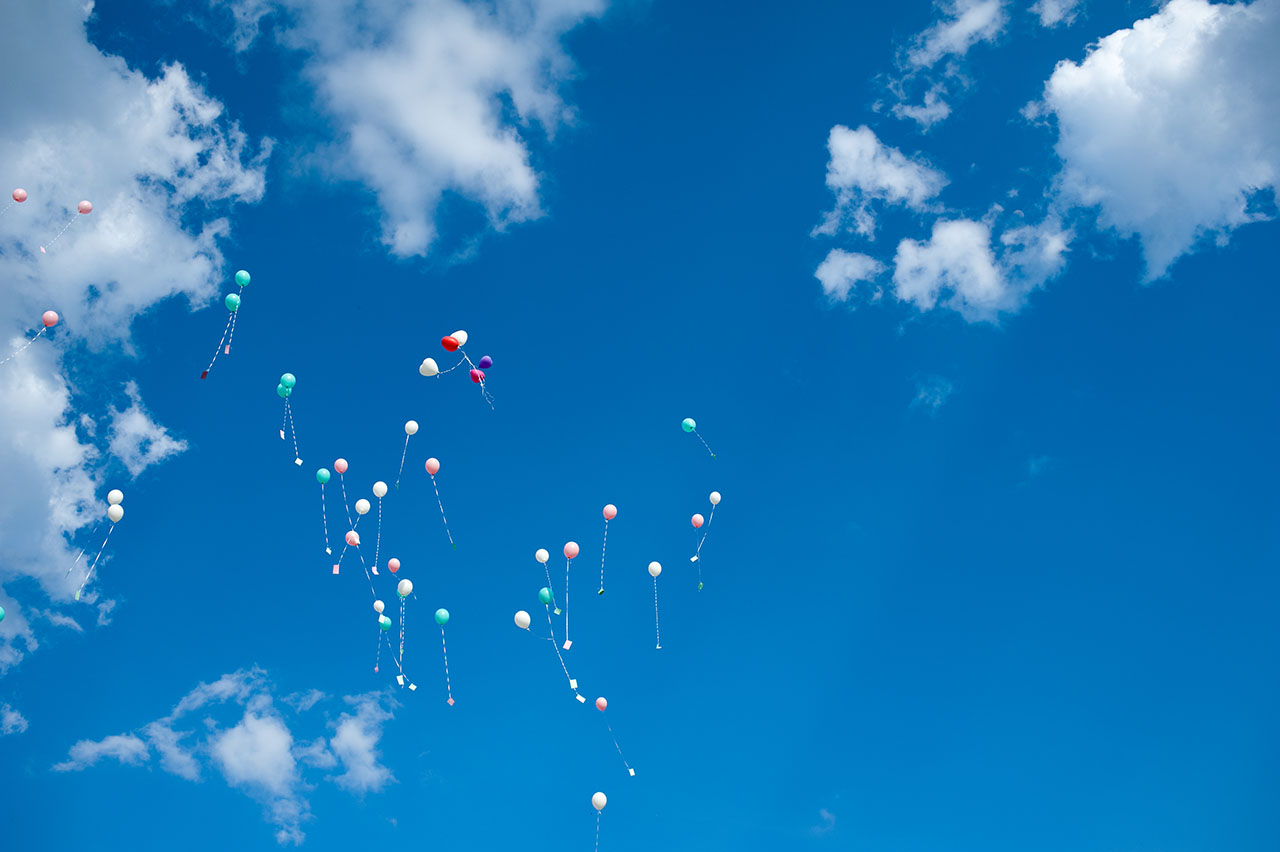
(1, 0, 1278, 849)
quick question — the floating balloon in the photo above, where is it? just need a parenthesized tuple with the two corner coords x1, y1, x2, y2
(75, 491, 127, 601)
(514, 610, 531, 629)
(596, 697, 607, 711)
(276, 373, 303, 465)
(469, 368, 484, 383)
(691, 490, 721, 589)
(710, 491, 722, 505)
(346, 530, 360, 547)
(648, 562, 662, 649)
(77, 200, 92, 214)
(681, 416, 716, 458)
(593, 792, 607, 811)
(355, 499, 370, 516)
(536, 548, 549, 563)
(425, 329, 493, 407)
(398, 579, 414, 598)
(0, 605, 4, 623)
(1, 310, 60, 368)
(563, 542, 579, 649)
(434, 608, 449, 625)
(39, 200, 92, 253)
(648, 561, 662, 578)
(379, 615, 392, 631)
(538, 587, 552, 605)
(424, 458, 454, 549)
(107, 504, 123, 523)
(395, 421, 419, 489)
(595, 697, 635, 776)
(42, 311, 58, 328)
(334, 458, 348, 474)
(107, 489, 123, 505)
(374, 600, 385, 614)
(441, 335, 459, 352)
(691, 514, 704, 529)
(316, 468, 333, 564)
(12, 188, 26, 202)
(373, 481, 387, 498)
(388, 557, 400, 574)
(599, 505, 617, 594)
(419, 358, 439, 377)
(478, 355, 493, 369)
(201, 269, 253, 379)
(280, 373, 296, 389)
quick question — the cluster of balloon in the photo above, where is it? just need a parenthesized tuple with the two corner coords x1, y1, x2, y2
(681, 417, 716, 459)
(2, 187, 27, 219)
(316, 468, 333, 561)
(0, 310, 58, 368)
(434, 606, 454, 706)
(394, 420, 418, 489)
(595, 696, 635, 776)
(593, 792, 608, 848)
(514, 591, 585, 703)
(691, 491, 722, 590)
(40, 199, 92, 253)
(535, 548, 560, 614)
(419, 330, 495, 408)
(424, 457, 455, 549)
(276, 373, 303, 465)
(598, 505, 617, 595)
(74, 489, 125, 601)
(648, 561, 663, 650)
(201, 269, 251, 379)
(562, 541, 579, 650)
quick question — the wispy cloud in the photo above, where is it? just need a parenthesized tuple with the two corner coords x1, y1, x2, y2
(0, 703, 29, 736)
(811, 807, 837, 836)
(912, 375, 955, 413)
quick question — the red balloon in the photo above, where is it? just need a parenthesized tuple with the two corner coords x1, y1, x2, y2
(441, 336, 459, 352)
(470, 368, 484, 383)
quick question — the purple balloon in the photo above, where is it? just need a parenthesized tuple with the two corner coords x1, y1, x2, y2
(478, 355, 493, 369)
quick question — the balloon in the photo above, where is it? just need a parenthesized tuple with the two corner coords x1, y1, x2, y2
(398, 579, 413, 598)
(419, 358, 439, 376)
(316, 468, 331, 484)
(692, 514, 704, 529)
(280, 373, 296, 389)
(592, 792, 607, 812)
(41, 311, 59, 328)
(648, 561, 661, 577)
(388, 558, 400, 573)
(234, 269, 251, 287)
(334, 458, 348, 474)
(514, 610, 531, 629)
(477, 355, 493, 369)
(12, 188, 26, 203)
(709, 491, 722, 505)
(77, 200, 92, 214)
(441, 336, 459, 352)
(276, 384, 289, 398)
(535, 548, 549, 564)
(603, 504, 617, 520)
(372, 481, 388, 498)
(373, 600, 385, 614)
(345, 530, 360, 547)
(469, 368, 484, 383)
(225, 293, 241, 311)
(564, 541, 580, 559)
(107, 504, 124, 523)
(451, 330, 468, 347)
(595, 697, 607, 711)
(425, 458, 440, 476)
(355, 499, 370, 516)
(379, 615, 392, 631)
(0, 605, 5, 623)
(538, 587, 552, 605)
(404, 420, 419, 436)
(682, 417, 696, 433)
(107, 489, 124, 505)
(434, 608, 450, 626)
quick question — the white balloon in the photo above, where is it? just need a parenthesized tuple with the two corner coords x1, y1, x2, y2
(404, 420, 419, 435)
(397, 579, 413, 597)
(107, 504, 124, 523)
(372, 481, 388, 498)
(419, 358, 439, 377)
(592, 792, 607, 812)
(374, 600, 385, 614)
(514, 610, 531, 629)
(355, 499, 370, 515)
(648, 561, 662, 578)
(107, 489, 124, 505)
(709, 491, 721, 506)
(535, 548, 549, 564)
(451, 330, 468, 347)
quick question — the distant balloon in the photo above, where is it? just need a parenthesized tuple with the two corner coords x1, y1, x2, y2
(603, 504, 617, 521)
(469, 368, 484, 384)
(514, 610, 531, 629)
(334, 458, 348, 474)
(682, 418, 696, 433)
(404, 420, 419, 436)
(535, 549, 550, 564)
(648, 561, 661, 577)
(451, 330, 468, 347)
(107, 489, 124, 505)
(355, 499, 370, 516)
(595, 696, 607, 711)
(372, 481, 387, 498)
(419, 358, 439, 377)
(441, 336, 459, 352)
(0, 604, 5, 623)
(77, 200, 92, 214)
(276, 383, 289, 398)
(709, 491, 722, 505)
(379, 615, 392, 631)
(107, 504, 124, 523)
(316, 467, 330, 484)
(538, 587, 552, 605)
(398, 579, 414, 598)
(345, 530, 360, 547)
(235, 269, 251, 287)
(564, 541, 580, 560)
(477, 355, 493, 369)
(374, 600, 385, 614)
(691, 514, 704, 529)
(280, 373, 296, 389)
(12, 188, 26, 203)
(42, 311, 59, 328)
(592, 792, 607, 812)
(225, 293, 241, 311)
(425, 458, 440, 476)
(434, 608, 450, 626)
(388, 558, 400, 573)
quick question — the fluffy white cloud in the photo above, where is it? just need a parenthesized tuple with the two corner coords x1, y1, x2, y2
(214, 709, 307, 845)
(53, 733, 150, 770)
(814, 249, 885, 304)
(1031, 0, 1082, 27)
(1032, 0, 1279, 278)
(813, 125, 949, 238)
(1, 703, 29, 736)
(329, 694, 394, 794)
(906, 0, 1008, 69)
(890, 82, 953, 130)
(108, 382, 189, 477)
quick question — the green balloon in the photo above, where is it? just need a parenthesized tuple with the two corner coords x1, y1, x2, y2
(280, 373, 297, 389)
(225, 293, 241, 311)
(379, 615, 392, 631)
(316, 468, 331, 484)
(235, 269, 251, 287)
(538, 587, 552, 605)
(0, 604, 5, 623)
(276, 384, 290, 398)
(434, 608, 450, 626)
(681, 417, 696, 433)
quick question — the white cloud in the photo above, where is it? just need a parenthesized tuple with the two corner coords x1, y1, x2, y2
(1032, 0, 1279, 279)
(813, 125, 949, 238)
(906, 0, 1008, 68)
(912, 375, 955, 412)
(890, 82, 953, 130)
(329, 694, 394, 794)
(1031, 0, 1082, 27)
(1, 703, 29, 736)
(815, 249, 885, 304)
(53, 733, 149, 770)
(107, 382, 189, 477)
(810, 807, 837, 836)
(214, 708, 308, 845)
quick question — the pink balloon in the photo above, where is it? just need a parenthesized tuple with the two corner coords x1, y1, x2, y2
(564, 541, 579, 559)
(12, 188, 27, 203)
(603, 504, 617, 521)
(691, 513, 704, 529)
(425, 458, 440, 476)
(388, 558, 400, 574)
(345, 530, 360, 547)
(77, 200, 92, 214)
(595, 696, 607, 712)
(41, 311, 59, 328)
(334, 458, 348, 474)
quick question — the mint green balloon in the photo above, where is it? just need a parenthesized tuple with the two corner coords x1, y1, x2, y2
(681, 417, 696, 433)
(434, 608, 450, 626)
(276, 384, 291, 398)
(235, 269, 250, 287)
(280, 373, 296, 389)
(225, 293, 241, 311)
(538, 587, 552, 605)
(316, 468, 331, 484)
(379, 616, 392, 631)
(0, 604, 5, 623)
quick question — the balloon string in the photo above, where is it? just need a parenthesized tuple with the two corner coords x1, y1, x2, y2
(394, 434, 410, 490)
(595, 812, 601, 852)
(543, 605, 579, 695)
(693, 429, 716, 459)
(653, 576, 661, 650)
(353, 528, 375, 599)
(39, 214, 77, 253)
(440, 626, 454, 705)
(605, 716, 633, 774)
(372, 498, 383, 577)
(542, 561, 559, 613)
(374, 623, 382, 673)
(428, 473, 455, 549)
(339, 472, 354, 527)
(564, 557, 572, 648)
(0, 327, 46, 368)
(200, 313, 234, 378)
(383, 631, 404, 674)
(436, 355, 466, 375)
(66, 520, 103, 576)
(223, 293, 241, 354)
(319, 484, 331, 556)
(399, 597, 406, 670)
(693, 504, 715, 590)
(599, 519, 609, 594)
(0, 199, 13, 218)
(283, 398, 301, 462)
(75, 524, 116, 601)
